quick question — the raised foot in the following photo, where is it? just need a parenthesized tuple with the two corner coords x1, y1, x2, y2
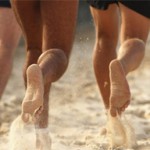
(21, 64, 44, 122)
(109, 60, 131, 116)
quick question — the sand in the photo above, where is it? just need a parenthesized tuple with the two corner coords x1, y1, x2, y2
(0, 28, 150, 150)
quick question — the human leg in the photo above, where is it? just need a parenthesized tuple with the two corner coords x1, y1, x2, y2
(90, 4, 119, 109)
(11, 0, 43, 121)
(22, 6, 79, 150)
(11, 0, 78, 128)
(0, 8, 21, 98)
(109, 3, 150, 116)
(35, 0, 78, 128)
(11, 0, 43, 83)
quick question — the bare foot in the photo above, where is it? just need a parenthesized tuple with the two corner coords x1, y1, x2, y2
(21, 64, 44, 122)
(109, 60, 131, 117)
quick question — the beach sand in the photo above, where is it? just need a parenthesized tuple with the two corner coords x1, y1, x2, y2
(0, 28, 150, 150)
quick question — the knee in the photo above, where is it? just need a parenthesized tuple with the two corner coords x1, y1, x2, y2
(38, 49, 68, 82)
(93, 32, 118, 64)
(38, 49, 68, 66)
(95, 31, 118, 53)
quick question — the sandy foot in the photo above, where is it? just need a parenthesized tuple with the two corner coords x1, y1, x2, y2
(21, 64, 44, 122)
(109, 59, 131, 116)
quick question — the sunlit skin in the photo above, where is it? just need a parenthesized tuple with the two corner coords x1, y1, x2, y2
(11, 0, 79, 129)
(10, 1, 78, 148)
(90, 3, 150, 117)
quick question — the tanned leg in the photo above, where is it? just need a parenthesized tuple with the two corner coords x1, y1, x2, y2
(12, 0, 78, 126)
(90, 4, 119, 109)
(109, 3, 150, 116)
(11, 0, 43, 121)
(36, 0, 78, 128)
(11, 0, 78, 149)
(23, 1, 78, 149)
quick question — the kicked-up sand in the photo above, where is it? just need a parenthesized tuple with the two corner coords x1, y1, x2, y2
(0, 27, 150, 150)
